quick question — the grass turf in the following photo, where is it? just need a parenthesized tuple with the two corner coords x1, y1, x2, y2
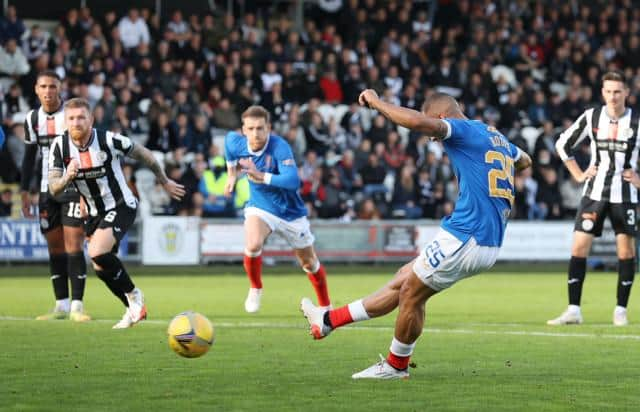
(0, 265, 638, 411)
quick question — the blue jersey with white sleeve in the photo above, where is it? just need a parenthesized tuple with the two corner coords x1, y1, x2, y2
(225, 131, 307, 221)
(440, 119, 520, 247)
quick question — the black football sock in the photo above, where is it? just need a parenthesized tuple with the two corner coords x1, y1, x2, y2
(92, 253, 135, 295)
(617, 258, 635, 308)
(68, 252, 87, 301)
(568, 256, 587, 306)
(95, 269, 129, 307)
(49, 253, 69, 301)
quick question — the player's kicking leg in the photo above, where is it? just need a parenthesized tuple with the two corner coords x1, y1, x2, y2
(301, 260, 416, 339)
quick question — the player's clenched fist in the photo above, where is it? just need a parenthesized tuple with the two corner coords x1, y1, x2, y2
(66, 159, 79, 181)
(358, 89, 379, 108)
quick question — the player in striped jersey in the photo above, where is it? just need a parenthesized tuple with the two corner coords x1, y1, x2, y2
(20, 71, 90, 322)
(48, 98, 185, 329)
(549, 71, 638, 326)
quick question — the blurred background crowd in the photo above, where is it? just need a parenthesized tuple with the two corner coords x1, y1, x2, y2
(0, 0, 636, 221)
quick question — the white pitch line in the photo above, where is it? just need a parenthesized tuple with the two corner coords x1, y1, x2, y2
(1, 316, 639, 341)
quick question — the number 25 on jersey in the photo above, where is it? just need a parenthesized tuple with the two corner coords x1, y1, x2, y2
(485, 150, 515, 205)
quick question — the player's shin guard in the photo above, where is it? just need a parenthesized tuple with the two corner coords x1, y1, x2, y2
(387, 337, 416, 371)
(617, 258, 635, 307)
(568, 256, 587, 305)
(243, 251, 263, 289)
(304, 261, 331, 307)
(326, 299, 370, 329)
(93, 253, 135, 304)
(49, 253, 69, 300)
(68, 252, 87, 301)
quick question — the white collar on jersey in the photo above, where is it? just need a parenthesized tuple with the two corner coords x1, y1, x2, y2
(602, 106, 630, 121)
(40, 102, 64, 116)
(246, 134, 270, 156)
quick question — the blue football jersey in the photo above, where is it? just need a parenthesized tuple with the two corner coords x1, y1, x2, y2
(224, 131, 307, 221)
(440, 119, 520, 247)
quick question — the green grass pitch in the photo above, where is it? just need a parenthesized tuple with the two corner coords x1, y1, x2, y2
(0, 264, 639, 411)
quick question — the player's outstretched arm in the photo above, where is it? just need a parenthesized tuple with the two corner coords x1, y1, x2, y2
(358, 89, 448, 139)
(128, 143, 186, 200)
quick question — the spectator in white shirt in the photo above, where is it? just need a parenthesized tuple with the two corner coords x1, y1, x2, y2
(117, 8, 150, 51)
(0, 39, 30, 78)
(260, 60, 282, 93)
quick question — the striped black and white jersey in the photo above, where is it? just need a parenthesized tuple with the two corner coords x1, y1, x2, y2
(24, 106, 66, 193)
(49, 129, 138, 216)
(556, 106, 640, 204)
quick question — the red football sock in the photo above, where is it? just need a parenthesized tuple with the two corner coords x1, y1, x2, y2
(307, 264, 331, 307)
(243, 255, 263, 289)
(328, 305, 353, 329)
(387, 352, 410, 370)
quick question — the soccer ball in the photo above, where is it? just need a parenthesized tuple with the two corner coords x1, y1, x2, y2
(167, 311, 215, 358)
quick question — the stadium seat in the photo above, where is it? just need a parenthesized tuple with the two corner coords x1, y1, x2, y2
(138, 98, 151, 114)
(317, 104, 337, 123)
(521, 126, 542, 153)
(490, 65, 518, 87)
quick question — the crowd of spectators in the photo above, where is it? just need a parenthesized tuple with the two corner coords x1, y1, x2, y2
(0, 0, 637, 221)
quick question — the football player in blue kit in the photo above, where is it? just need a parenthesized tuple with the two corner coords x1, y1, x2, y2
(224, 105, 331, 313)
(301, 90, 532, 379)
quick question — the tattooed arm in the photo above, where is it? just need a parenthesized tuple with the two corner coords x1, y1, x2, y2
(128, 143, 169, 184)
(48, 159, 79, 196)
(127, 143, 186, 200)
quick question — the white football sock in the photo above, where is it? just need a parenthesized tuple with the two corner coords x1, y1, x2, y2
(568, 304, 581, 314)
(70, 300, 84, 312)
(56, 298, 70, 312)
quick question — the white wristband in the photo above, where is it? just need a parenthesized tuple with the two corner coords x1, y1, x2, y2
(263, 172, 273, 185)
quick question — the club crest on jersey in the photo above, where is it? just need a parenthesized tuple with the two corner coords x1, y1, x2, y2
(63, 157, 72, 165)
(624, 128, 634, 139)
(97, 151, 108, 162)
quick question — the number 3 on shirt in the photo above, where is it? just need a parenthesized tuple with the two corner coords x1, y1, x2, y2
(485, 150, 515, 205)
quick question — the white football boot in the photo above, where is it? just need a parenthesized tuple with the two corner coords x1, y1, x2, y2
(613, 307, 629, 326)
(547, 306, 583, 325)
(112, 309, 134, 329)
(300, 297, 332, 339)
(244, 288, 263, 313)
(125, 288, 147, 324)
(352, 355, 410, 380)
